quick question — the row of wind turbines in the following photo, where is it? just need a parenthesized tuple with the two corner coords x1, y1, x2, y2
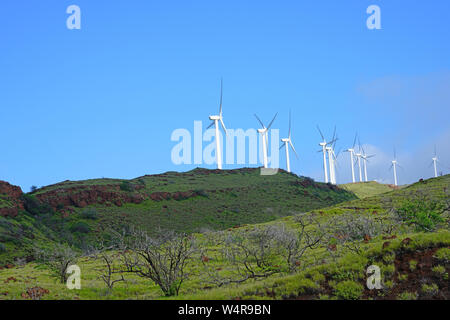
(206, 80, 444, 186)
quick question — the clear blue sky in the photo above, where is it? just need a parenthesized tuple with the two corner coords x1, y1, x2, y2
(1, 0, 449, 191)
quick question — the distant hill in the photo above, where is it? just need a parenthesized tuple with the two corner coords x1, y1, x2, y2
(339, 181, 398, 199)
(0, 168, 356, 265)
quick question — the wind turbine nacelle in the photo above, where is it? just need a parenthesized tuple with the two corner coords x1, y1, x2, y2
(209, 115, 220, 120)
(319, 142, 327, 146)
(257, 128, 267, 133)
(281, 138, 290, 142)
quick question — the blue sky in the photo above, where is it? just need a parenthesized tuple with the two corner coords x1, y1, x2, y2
(1, 0, 449, 191)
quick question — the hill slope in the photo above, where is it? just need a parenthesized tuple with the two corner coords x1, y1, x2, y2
(0, 168, 356, 265)
(0, 174, 448, 300)
(339, 181, 398, 199)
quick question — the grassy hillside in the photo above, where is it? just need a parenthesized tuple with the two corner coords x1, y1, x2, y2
(0, 168, 356, 265)
(339, 181, 397, 199)
(0, 174, 448, 300)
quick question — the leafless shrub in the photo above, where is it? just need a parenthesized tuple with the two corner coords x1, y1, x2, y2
(34, 243, 79, 284)
(201, 217, 325, 286)
(324, 213, 400, 255)
(117, 228, 196, 296)
(87, 243, 125, 291)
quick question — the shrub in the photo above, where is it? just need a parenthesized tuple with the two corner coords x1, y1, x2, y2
(120, 181, 134, 192)
(434, 247, 450, 262)
(421, 283, 439, 296)
(70, 221, 90, 234)
(396, 198, 445, 232)
(409, 260, 417, 271)
(80, 208, 99, 220)
(431, 265, 445, 275)
(21, 194, 54, 216)
(34, 243, 79, 283)
(30, 186, 38, 192)
(0, 243, 6, 252)
(334, 281, 364, 300)
(397, 291, 418, 300)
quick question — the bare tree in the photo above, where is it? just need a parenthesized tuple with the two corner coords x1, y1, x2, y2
(87, 243, 125, 291)
(118, 228, 196, 296)
(34, 243, 79, 284)
(201, 219, 325, 287)
(283, 215, 326, 272)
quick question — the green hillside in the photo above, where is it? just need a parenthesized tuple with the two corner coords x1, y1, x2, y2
(339, 181, 397, 199)
(0, 168, 356, 265)
(0, 174, 448, 300)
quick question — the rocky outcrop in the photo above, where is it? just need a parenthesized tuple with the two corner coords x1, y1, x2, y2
(0, 181, 24, 217)
(35, 184, 146, 210)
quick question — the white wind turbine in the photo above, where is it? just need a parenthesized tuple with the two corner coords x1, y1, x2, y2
(344, 133, 358, 183)
(327, 146, 340, 185)
(431, 145, 438, 178)
(329, 133, 340, 185)
(355, 139, 363, 183)
(207, 79, 228, 170)
(317, 126, 337, 183)
(255, 113, 278, 169)
(280, 110, 298, 173)
(390, 148, 402, 186)
(360, 142, 375, 182)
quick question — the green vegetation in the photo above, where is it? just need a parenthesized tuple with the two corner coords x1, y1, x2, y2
(0, 172, 449, 300)
(397, 197, 445, 232)
(0, 168, 357, 265)
(334, 281, 364, 300)
(339, 181, 396, 199)
(434, 247, 450, 262)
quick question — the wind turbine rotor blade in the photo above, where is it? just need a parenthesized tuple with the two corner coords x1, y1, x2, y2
(332, 135, 338, 150)
(352, 133, 358, 149)
(280, 142, 286, 150)
(254, 114, 265, 128)
(207, 121, 215, 130)
(288, 110, 292, 138)
(331, 125, 336, 142)
(361, 144, 366, 156)
(267, 112, 278, 130)
(316, 125, 325, 141)
(327, 138, 338, 146)
(220, 118, 227, 135)
(289, 140, 299, 159)
(219, 78, 223, 116)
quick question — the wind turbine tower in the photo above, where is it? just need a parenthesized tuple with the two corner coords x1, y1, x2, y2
(207, 79, 228, 170)
(280, 110, 298, 173)
(345, 134, 358, 183)
(255, 113, 278, 169)
(392, 159, 398, 186)
(317, 126, 337, 184)
(390, 148, 401, 186)
(432, 146, 438, 178)
(326, 146, 334, 184)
